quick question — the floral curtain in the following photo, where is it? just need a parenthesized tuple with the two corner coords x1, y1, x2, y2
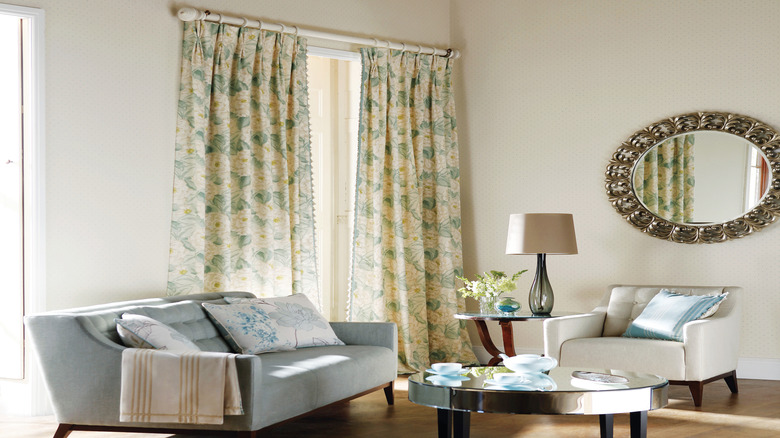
(167, 21, 319, 306)
(634, 134, 696, 223)
(348, 48, 476, 372)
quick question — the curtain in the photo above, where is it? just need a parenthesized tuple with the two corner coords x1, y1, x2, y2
(634, 134, 695, 223)
(348, 48, 476, 372)
(167, 22, 319, 306)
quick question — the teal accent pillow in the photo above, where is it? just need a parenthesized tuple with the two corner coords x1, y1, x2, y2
(622, 289, 727, 342)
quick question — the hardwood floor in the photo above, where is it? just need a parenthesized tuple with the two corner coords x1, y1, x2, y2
(2, 377, 779, 437)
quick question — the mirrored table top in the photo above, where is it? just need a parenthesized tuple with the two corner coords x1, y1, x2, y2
(408, 366, 668, 415)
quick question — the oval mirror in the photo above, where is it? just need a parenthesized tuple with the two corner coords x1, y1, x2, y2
(606, 112, 780, 243)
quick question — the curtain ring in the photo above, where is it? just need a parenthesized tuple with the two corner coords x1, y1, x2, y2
(416, 44, 423, 55)
(385, 40, 391, 49)
(258, 20, 264, 31)
(279, 24, 287, 34)
(240, 17, 249, 28)
(446, 48, 453, 58)
(400, 43, 407, 52)
(372, 38, 379, 47)
(217, 14, 224, 24)
(292, 26, 299, 37)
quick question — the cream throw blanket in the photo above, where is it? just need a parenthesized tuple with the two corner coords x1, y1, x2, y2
(120, 349, 243, 424)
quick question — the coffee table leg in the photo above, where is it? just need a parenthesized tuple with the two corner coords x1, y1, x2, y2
(454, 410, 470, 438)
(437, 408, 453, 438)
(630, 411, 647, 438)
(599, 414, 614, 438)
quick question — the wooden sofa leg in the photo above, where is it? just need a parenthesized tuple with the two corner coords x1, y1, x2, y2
(383, 381, 395, 405)
(688, 381, 704, 407)
(52, 424, 74, 438)
(724, 370, 739, 394)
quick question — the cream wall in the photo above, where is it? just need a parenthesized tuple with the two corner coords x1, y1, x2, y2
(9, 0, 449, 311)
(451, 0, 780, 364)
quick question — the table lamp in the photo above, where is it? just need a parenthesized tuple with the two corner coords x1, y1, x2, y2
(505, 213, 578, 315)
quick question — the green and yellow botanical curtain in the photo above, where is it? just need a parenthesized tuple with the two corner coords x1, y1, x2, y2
(348, 48, 476, 372)
(167, 22, 319, 305)
(634, 134, 695, 223)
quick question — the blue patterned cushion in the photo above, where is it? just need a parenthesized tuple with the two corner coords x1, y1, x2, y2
(623, 289, 727, 341)
(202, 302, 295, 355)
(224, 294, 344, 349)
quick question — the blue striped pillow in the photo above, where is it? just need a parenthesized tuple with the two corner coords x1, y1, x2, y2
(622, 289, 727, 342)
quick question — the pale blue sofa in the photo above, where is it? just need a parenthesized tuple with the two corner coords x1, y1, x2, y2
(25, 292, 397, 438)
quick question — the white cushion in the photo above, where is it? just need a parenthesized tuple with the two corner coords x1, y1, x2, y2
(203, 294, 344, 355)
(560, 336, 686, 380)
(224, 294, 344, 349)
(115, 314, 201, 351)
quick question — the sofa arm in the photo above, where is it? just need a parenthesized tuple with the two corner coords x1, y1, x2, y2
(543, 312, 606, 361)
(330, 322, 397, 353)
(683, 298, 741, 381)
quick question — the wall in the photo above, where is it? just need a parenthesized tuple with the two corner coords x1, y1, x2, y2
(2, 0, 450, 416)
(451, 0, 780, 372)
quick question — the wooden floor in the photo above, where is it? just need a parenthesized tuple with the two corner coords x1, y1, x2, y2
(2, 377, 780, 438)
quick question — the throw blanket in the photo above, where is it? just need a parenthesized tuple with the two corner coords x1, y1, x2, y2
(120, 349, 243, 424)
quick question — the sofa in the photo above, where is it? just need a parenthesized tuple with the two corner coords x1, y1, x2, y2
(25, 292, 398, 437)
(543, 284, 740, 407)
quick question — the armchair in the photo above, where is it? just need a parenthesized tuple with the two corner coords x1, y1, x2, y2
(543, 285, 741, 407)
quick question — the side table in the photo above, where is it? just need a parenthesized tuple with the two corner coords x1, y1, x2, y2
(455, 312, 574, 365)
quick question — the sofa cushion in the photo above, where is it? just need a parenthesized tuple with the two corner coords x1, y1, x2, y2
(115, 314, 200, 351)
(202, 301, 296, 354)
(602, 286, 727, 336)
(248, 345, 396, 427)
(122, 301, 233, 352)
(622, 290, 727, 341)
(223, 294, 344, 349)
(560, 336, 686, 380)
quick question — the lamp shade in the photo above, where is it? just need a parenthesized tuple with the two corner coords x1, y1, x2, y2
(505, 213, 578, 255)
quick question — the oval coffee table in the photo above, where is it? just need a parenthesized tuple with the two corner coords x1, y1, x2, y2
(408, 366, 668, 438)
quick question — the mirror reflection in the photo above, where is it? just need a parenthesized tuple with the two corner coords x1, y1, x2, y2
(632, 131, 771, 224)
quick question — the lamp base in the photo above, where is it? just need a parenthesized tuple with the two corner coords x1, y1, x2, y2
(529, 253, 554, 315)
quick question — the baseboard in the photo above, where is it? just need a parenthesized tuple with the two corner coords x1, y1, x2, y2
(737, 357, 780, 381)
(473, 347, 780, 381)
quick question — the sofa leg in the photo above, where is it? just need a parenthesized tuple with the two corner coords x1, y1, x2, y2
(724, 370, 739, 394)
(52, 424, 74, 438)
(237, 431, 258, 438)
(688, 381, 704, 407)
(383, 381, 395, 405)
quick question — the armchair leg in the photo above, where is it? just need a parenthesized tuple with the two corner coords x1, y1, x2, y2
(383, 381, 395, 405)
(724, 370, 739, 394)
(688, 381, 704, 407)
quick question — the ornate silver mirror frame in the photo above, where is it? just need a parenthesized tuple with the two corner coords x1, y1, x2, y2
(606, 112, 780, 243)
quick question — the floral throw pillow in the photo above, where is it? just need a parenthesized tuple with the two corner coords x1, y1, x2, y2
(115, 314, 201, 351)
(224, 294, 345, 350)
(202, 302, 295, 355)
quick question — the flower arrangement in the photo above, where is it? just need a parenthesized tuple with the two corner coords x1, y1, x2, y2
(456, 270, 527, 300)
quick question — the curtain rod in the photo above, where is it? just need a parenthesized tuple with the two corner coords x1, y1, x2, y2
(177, 7, 460, 59)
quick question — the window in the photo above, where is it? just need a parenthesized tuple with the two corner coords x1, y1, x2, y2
(744, 144, 770, 211)
(0, 2, 45, 415)
(307, 48, 360, 321)
(0, 10, 25, 380)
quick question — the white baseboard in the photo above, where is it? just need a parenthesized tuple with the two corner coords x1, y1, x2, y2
(737, 357, 780, 381)
(474, 347, 780, 381)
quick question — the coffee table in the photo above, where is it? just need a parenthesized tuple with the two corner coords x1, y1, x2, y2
(408, 366, 668, 438)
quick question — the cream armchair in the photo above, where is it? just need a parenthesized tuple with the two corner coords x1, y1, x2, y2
(543, 285, 741, 407)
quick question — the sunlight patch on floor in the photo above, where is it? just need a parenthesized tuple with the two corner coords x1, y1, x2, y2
(653, 409, 780, 432)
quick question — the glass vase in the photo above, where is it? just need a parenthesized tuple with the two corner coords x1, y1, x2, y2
(479, 296, 498, 314)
